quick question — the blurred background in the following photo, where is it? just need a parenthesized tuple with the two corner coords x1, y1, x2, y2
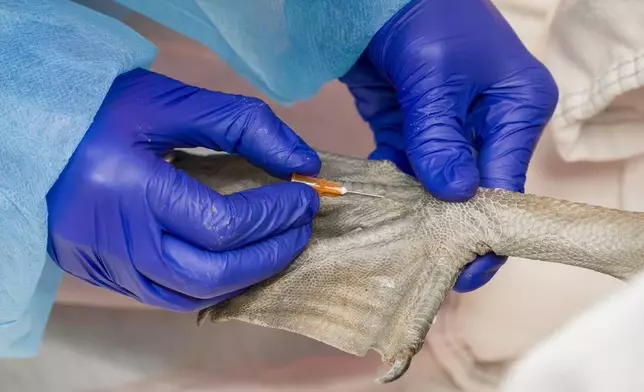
(0, 1, 629, 391)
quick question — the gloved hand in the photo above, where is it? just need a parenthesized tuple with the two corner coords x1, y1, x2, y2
(341, 0, 558, 292)
(46, 68, 321, 312)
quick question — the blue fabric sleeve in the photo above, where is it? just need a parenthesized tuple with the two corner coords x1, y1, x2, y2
(0, 0, 156, 357)
(116, 0, 411, 105)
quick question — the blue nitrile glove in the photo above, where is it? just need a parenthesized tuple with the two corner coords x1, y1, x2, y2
(340, 0, 558, 292)
(46, 68, 321, 312)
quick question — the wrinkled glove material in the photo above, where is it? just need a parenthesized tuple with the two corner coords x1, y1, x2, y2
(116, 0, 412, 105)
(46, 68, 321, 313)
(0, 0, 155, 357)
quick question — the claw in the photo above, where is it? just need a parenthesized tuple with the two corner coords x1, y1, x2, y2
(196, 309, 209, 326)
(375, 356, 412, 383)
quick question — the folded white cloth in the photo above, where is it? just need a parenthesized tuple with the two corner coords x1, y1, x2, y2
(546, 0, 644, 162)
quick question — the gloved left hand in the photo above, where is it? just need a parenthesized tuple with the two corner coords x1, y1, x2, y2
(341, 0, 559, 292)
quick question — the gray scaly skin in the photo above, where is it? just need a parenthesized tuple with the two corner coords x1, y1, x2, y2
(167, 150, 644, 384)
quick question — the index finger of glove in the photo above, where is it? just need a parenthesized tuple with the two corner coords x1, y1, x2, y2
(469, 73, 558, 191)
(148, 165, 319, 252)
(402, 88, 481, 202)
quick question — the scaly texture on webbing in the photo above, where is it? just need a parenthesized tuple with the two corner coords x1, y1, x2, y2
(168, 150, 644, 383)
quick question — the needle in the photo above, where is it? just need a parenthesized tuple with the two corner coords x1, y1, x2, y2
(290, 173, 383, 198)
(344, 189, 384, 198)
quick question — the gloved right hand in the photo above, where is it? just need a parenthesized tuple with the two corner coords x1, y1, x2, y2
(46, 68, 321, 312)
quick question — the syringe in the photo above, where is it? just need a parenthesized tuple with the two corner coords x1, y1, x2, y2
(291, 173, 383, 198)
